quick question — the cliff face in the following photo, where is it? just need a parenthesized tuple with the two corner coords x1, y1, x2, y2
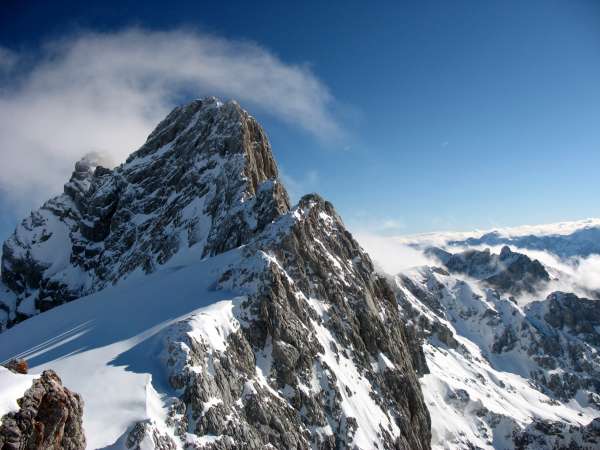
(0, 98, 431, 449)
(150, 194, 431, 449)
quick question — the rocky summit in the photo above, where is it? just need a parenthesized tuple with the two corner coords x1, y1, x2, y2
(0, 98, 431, 449)
(1, 97, 289, 327)
(0, 368, 85, 450)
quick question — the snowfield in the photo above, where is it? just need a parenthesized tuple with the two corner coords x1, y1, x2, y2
(0, 246, 243, 449)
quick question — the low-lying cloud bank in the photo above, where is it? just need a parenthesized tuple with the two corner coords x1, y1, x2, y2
(356, 217, 600, 302)
(0, 28, 340, 211)
(355, 233, 434, 274)
(482, 245, 600, 299)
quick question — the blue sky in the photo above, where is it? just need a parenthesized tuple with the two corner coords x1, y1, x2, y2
(1, 0, 600, 241)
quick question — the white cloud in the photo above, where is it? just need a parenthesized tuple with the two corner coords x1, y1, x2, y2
(361, 217, 600, 298)
(488, 245, 600, 299)
(0, 28, 341, 211)
(354, 233, 433, 274)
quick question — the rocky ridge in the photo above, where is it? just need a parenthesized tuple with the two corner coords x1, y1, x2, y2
(0, 98, 431, 449)
(139, 194, 431, 449)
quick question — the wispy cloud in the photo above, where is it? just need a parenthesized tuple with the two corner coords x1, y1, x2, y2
(346, 211, 406, 236)
(472, 244, 600, 300)
(0, 28, 341, 211)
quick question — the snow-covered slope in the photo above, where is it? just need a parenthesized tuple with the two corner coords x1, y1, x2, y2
(393, 265, 600, 449)
(0, 367, 34, 420)
(0, 247, 245, 448)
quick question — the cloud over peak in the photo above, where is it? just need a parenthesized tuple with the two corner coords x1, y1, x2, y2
(0, 28, 341, 210)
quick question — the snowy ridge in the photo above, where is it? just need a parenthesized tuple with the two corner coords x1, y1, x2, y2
(0, 197, 431, 449)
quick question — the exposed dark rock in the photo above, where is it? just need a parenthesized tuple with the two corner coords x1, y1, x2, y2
(160, 194, 432, 449)
(124, 420, 177, 450)
(2, 359, 28, 374)
(425, 245, 550, 296)
(0, 370, 85, 450)
(523, 292, 600, 401)
(513, 417, 600, 450)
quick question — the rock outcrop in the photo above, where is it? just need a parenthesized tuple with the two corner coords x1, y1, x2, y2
(425, 245, 550, 296)
(0, 370, 85, 450)
(513, 417, 600, 450)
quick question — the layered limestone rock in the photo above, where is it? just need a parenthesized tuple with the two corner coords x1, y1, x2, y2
(1, 97, 289, 327)
(0, 370, 85, 450)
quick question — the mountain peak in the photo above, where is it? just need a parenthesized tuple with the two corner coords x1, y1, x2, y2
(1, 97, 290, 325)
(0, 99, 432, 449)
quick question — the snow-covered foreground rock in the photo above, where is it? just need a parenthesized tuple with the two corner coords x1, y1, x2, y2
(0, 98, 430, 449)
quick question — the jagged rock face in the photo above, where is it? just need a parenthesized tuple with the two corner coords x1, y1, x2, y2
(524, 292, 600, 400)
(158, 195, 431, 449)
(396, 268, 600, 402)
(425, 245, 550, 296)
(0, 370, 85, 450)
(1, 97, 289, 326)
